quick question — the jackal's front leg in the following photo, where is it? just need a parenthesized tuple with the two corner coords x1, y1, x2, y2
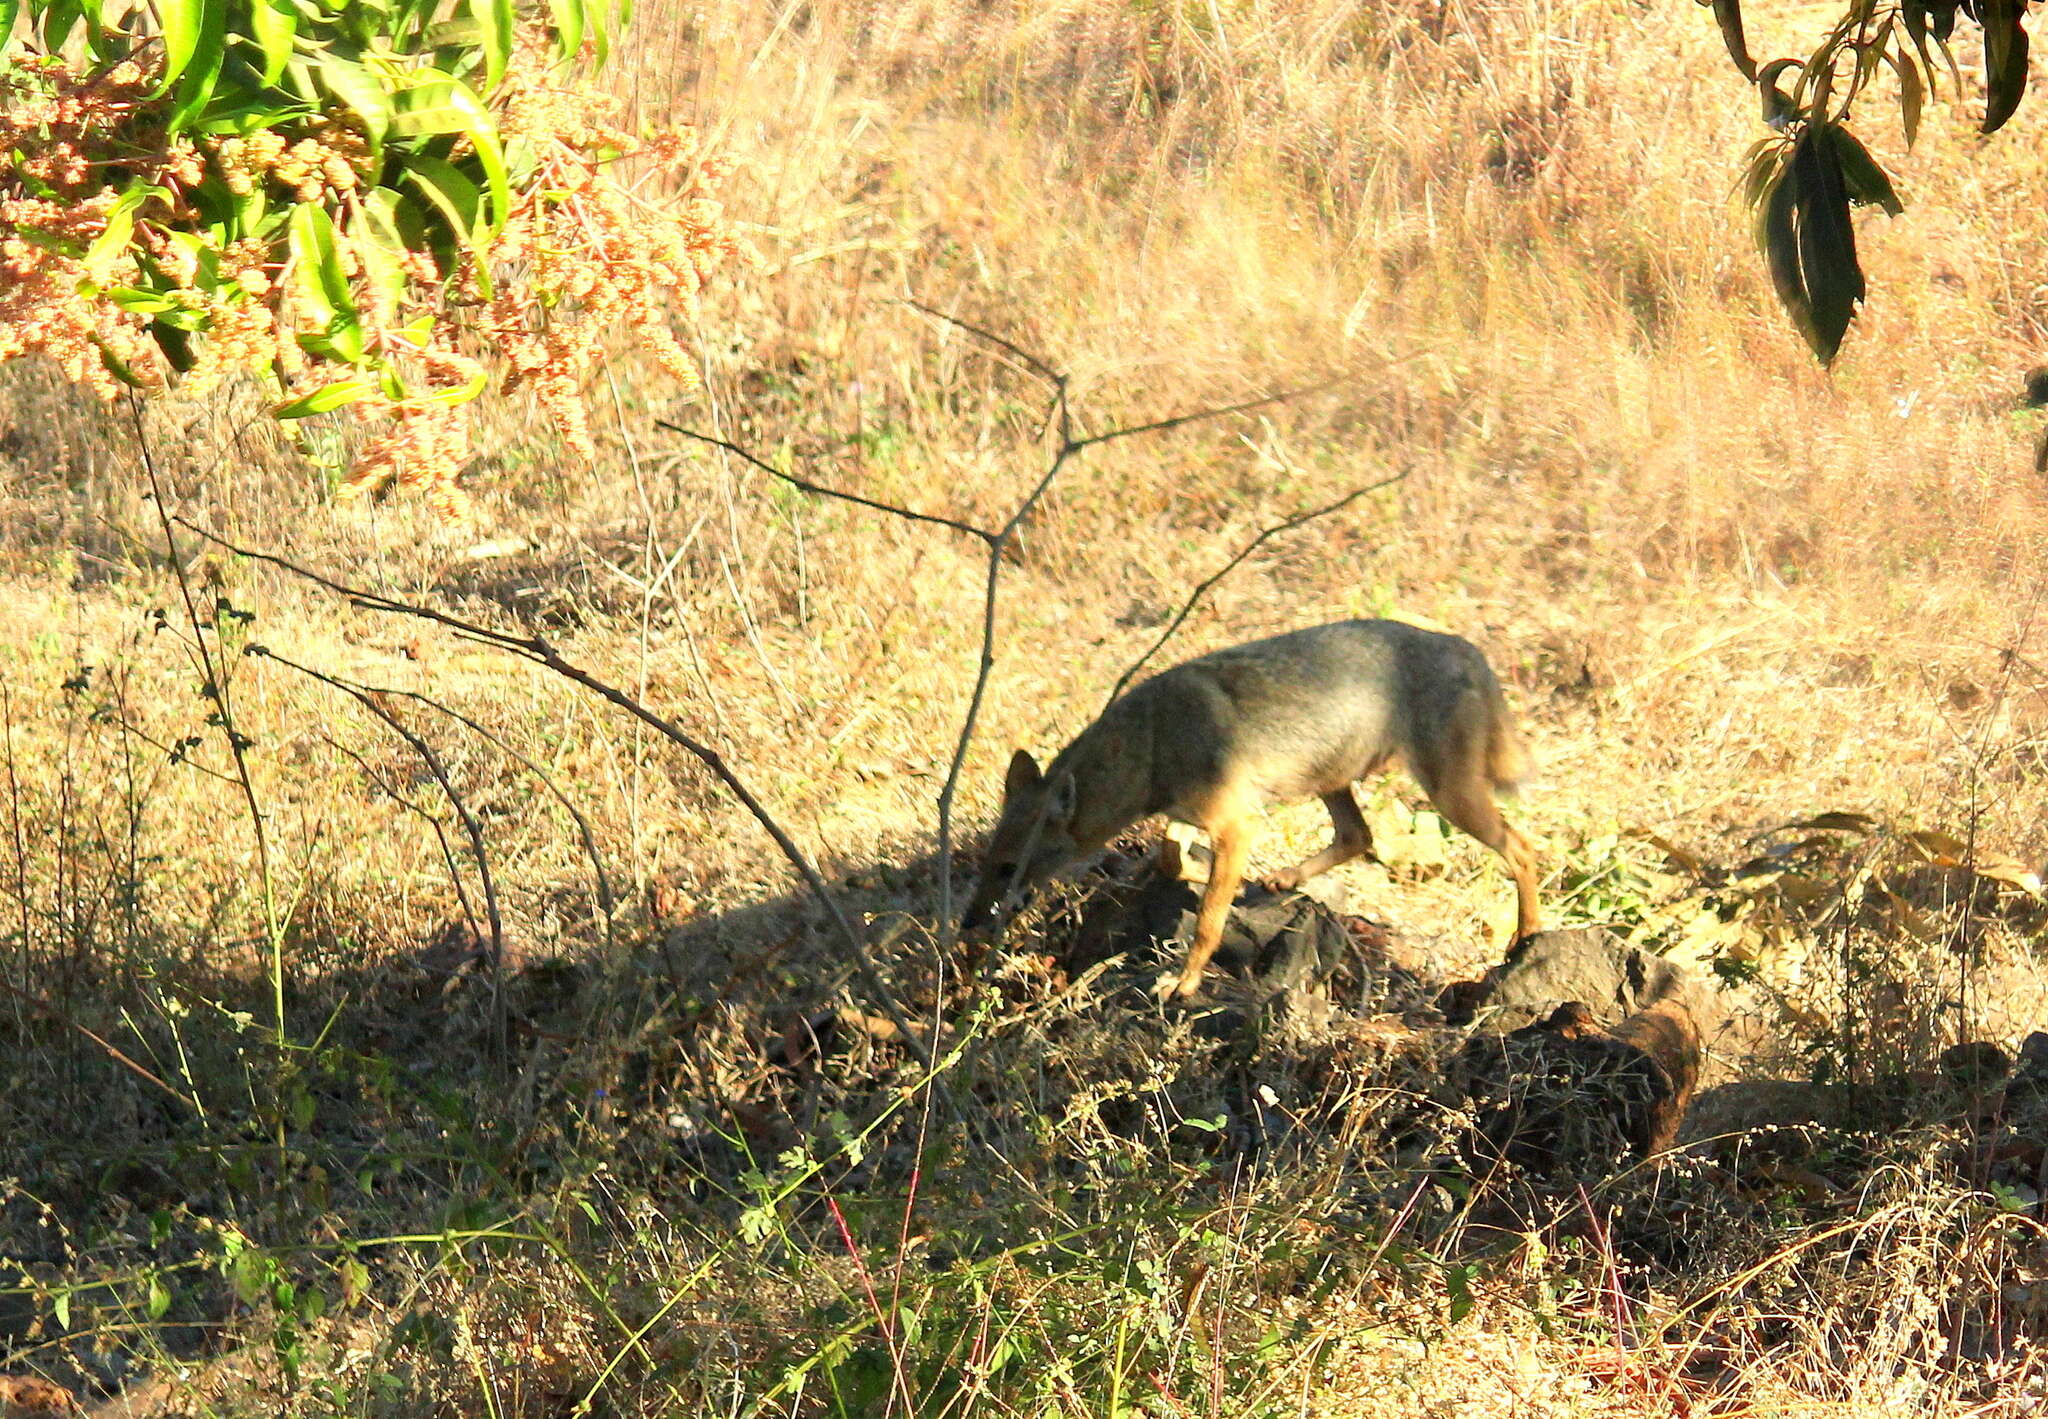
(1171, 817, 1252, 999)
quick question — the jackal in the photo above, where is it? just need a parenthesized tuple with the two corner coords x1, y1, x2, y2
(962, 619, 1540, 999)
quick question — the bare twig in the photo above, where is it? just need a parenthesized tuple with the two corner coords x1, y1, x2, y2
(1105, 471, 1409, 708)
(299, 672, 619, 955)
(0, 974, 201, 1113)
(129, 402, 291, 1060)
(162, 516, 938, 1073)
(662, 308, 1353, 949)
(654, 423, 990, 541)
(257, 648, 508, 1043)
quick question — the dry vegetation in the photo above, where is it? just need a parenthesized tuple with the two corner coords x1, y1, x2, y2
(3, 0, 2048, 1414)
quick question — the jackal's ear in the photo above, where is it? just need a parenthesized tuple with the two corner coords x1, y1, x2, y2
(1004, 749, 1042, 796)
(1044, 770, 1078, 824)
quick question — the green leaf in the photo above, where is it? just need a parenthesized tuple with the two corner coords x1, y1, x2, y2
(1755, 153, 1809, 350)
(288, 204, 342, 326)
(389, 74, 510, 229)
(421, 16, 482, 44)
(249, 0, 298, 87)
(1758, 57, 1801, 129)
(472, 0, 513, 92)
(423, 364, 487, 406)
(1828, 125, 1902, 216)
(42, 0, 83, 55)
(164, 0, 228, 136)
(401, 153, 485, 249)
(354, 186, 412, 311)
(191, 98, 312, 137)
(339, 1258, 369, 1306)
(83, 185, 167, 282)
(153, 0, 205, 91)
(1979, 0, 2029, 134)
(52, 1291, 70, 1331)
(277, 379, 376, 418)
(96, 339, 151, 387)
(146, 1277, 172, 1320)
(311, 55, 394, 152)
(0, 0, 23, 54)
(548, 0, 584, 61)
(229, 1246, 268, 1305)
(288, 204, 365, 362)
(1712, 0, 1756, 80)
(105, 287, 179, 316)
(1737, 138, 1786, 210)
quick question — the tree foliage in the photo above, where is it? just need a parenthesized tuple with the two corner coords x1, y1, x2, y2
(0, 0, 741, 512)
(1712, 0, 2036, 363)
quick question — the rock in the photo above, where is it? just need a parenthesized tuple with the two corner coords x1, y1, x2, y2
(1063, 874, 1363, 1002)
(1939, 1041, 2012, 1088)
(1437, 926, 1708, 1030)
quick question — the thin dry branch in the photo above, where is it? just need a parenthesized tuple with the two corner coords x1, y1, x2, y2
(1106, 471, 1409, 708)
(258, 649, 509, 1026)
(663, 306, 1351, 950)
(163, 516, 939, 1074)
(653, 423, 990, 541)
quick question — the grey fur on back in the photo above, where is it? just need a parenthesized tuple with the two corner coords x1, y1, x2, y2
(1048, 620, 1514, 825)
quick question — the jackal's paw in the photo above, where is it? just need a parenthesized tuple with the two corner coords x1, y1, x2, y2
(1260, 869, 1304, 893)
(1156, 968, 1206, 1003)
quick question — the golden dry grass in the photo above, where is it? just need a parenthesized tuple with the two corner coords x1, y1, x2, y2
(1, 0, 2046, 1414)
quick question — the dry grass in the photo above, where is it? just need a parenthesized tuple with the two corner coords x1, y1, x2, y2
(1, 0, 2047, 1413)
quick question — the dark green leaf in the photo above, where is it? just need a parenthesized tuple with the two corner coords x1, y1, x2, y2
(151, 319, 197, 372)
(1827, 125, 1903, 216)
(0, 0, 19, 57)
(1759, 57, 1801, 129)
(401, 154, 485, 249)
(1755, 152, 1807, 339)
(249, 0, 297, 87)
(1979, 0, 2028, 133)
(1713, 0, 1757, 80)
(1738, 138, 1786, 210)
(1889, 48, 1923, 145)
(1791, 123, 1865, 363)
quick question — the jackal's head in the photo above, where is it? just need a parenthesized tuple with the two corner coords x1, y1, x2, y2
(961, 749, 1082, 931)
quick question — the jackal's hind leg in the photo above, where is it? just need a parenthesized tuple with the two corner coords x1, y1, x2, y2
(1263, 790, 1372, 892)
